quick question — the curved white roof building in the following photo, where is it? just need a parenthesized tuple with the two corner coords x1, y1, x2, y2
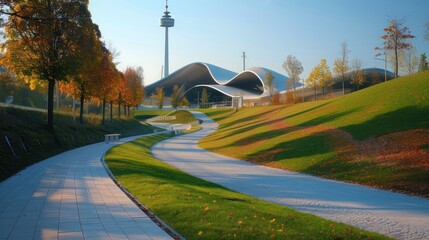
(145, 62, 296, 107)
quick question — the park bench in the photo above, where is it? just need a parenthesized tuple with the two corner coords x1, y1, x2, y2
(169, 124, 191, 135)
(105, 134, 121, 143)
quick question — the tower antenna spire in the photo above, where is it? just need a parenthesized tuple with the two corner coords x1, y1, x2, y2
(242, 51, 246, 71)
(160, 0, 174, 78)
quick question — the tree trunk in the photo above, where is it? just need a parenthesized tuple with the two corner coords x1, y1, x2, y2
(102, 98, 106, 125)
(395, 46, 399, 78)
(118, 92, 121, 118)
(342, 77, 345, 95)
(313, 88, 317, 101)
(292, 81, 296, 101)
(110, 101, 113, 122)
(79, 92, 84, 124)
(47, 79, 55, 128)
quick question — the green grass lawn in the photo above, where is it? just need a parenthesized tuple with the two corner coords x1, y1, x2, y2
(133, 109, 171, 121)
(157, 110, 200, 123)
(199, 71, 429, 197)
(0, 107, 154, 181)
(105, 134, 389, 240)
(135, 109, 199, 124)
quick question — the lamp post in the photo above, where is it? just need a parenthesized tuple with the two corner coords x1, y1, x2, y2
(374, 53, 387, 82)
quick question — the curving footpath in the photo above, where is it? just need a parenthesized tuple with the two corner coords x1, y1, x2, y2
(0, 136, 172, 240)
(151, 112, 429, 240)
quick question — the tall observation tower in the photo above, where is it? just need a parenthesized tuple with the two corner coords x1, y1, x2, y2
(160, 0, 174, 78)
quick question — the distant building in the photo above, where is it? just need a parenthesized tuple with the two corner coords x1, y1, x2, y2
(145, 63, 393, 108)
(145, 62, 297, 107)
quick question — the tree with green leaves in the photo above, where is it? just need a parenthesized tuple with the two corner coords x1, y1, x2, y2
(0, 0, 96, 127)
(419, 53, 428, 72)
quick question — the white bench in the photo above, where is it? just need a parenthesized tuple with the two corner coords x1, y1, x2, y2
(105, 134, 121, 143)
(169, 124, 192, 135)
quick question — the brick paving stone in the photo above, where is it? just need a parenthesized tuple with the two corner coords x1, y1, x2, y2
(0, 136, 173, 240)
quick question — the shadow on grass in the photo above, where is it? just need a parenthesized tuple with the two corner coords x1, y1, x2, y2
(217, 107, 280, 130)
(283, 101, 332, 120)
(297, 107, 363, 127)
(341, 106, 429, 140)
(108, 157, 222, 189)
(108, 139, 230, 192)
(208, 108, 358, 152)
(246, 133, 332, 168)
(201, 109, 235, 121)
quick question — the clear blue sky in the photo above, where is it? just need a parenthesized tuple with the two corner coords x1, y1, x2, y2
(89, 0, 429, 85)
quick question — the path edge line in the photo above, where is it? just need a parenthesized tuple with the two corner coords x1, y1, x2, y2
(100, 136, 185, 240)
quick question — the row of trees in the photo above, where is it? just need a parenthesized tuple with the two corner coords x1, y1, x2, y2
(281, 46, 366, 102)
(281, 18, 428, 104)
(151, 85, 189, 109)
(0, 0, 144, 127)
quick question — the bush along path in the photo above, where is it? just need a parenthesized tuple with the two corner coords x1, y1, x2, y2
(151, 112, 429, 240)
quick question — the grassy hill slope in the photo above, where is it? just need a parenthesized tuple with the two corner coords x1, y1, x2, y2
(200, 71, 429, 197)
(0, 108, 154, 181)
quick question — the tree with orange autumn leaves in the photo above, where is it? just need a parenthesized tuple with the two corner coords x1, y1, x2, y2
(0, 0, 96, 127)
(67, 21, 103, 124)
(376, 18, 415, 78)
(114, 68, 144, 119)
(60, 47, 145, 123)
(123, 66, 145, 114)
(91, 44, 119, 124)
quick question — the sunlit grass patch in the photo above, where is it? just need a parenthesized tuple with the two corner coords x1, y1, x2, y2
(198, 72, 429, 197)
(133, 109, 171, 120)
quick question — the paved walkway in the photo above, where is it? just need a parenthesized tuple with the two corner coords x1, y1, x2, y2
(152, 112, 429, 240)
(0, 136, 172, 240)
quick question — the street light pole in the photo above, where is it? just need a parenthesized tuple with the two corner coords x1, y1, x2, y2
(374, 54, 387, 82)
